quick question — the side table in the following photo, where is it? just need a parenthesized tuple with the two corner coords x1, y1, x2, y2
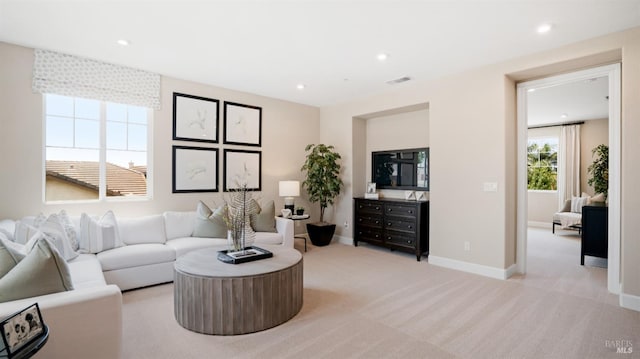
(289, 214, 311, 251)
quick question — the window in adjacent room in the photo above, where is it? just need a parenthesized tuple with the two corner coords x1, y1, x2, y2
(44, 94, 151, 202)
(527, 137, 558, 191)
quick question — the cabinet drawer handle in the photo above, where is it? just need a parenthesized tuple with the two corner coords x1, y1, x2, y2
(375, 206, 380, 210)
(408, 225, 413, 229)
(388, 208, 393, 212)
(407, 240, 412, 244)
(375, 220, 380, 224)
(375, 234, 379, 238)
(387, 222, 392, 226)
(387, 236, 392, 240)
(408, 210, 414, 214)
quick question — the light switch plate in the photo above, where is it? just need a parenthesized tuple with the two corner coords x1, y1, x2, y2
(483, 182, 498, 192)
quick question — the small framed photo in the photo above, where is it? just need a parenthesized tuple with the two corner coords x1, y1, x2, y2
(223, 101, 262, 146)
(224, 149, 262, 191)
(366, 182, 377, 194)
(0, 303, 45, 356)
(172, 146, 219, 193)
(173, 92, 219, 143)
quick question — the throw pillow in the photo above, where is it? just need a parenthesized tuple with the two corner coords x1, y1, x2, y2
(250, 200, 277, 233)
(589, 193, 606, 204)
(0, 238, 74, 303)
(0, 237, 23, 278)
(39, 214, 79, 261)
(571, 196, 589, 213)
(13, 213, 46, 244)
(79, 211, 122, 254)
(192, 201, 228, 238)
(58, 210, 79, 251)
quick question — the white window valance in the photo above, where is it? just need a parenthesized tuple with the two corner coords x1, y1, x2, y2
(33, 49, 161, 109)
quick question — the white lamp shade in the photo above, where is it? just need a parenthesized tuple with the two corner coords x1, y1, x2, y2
(279, 180, 300, 197)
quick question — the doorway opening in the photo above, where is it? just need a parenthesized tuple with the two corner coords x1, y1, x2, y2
(516, 64, 621, 295)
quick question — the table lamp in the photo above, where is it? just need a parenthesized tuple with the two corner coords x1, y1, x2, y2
(279, 180, 300, 214)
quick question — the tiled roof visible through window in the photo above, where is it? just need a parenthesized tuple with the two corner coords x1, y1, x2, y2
(46, 161, 147, 196)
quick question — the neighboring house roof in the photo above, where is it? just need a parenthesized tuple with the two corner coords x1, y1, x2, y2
(46, 161, 147, 196)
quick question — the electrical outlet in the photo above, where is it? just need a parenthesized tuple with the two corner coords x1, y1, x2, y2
(344, 221, 349, 228)
(464, 241, 470, 251)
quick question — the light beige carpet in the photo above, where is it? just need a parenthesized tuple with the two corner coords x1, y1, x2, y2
(122, 232, 639, 358)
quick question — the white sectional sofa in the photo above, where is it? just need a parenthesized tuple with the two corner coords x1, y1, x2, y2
(0, 211, 294, 358)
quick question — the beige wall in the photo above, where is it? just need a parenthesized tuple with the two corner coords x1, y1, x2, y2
(0, 42, 320, 230)
(319, 26, 640, 298)
(45, 176, 99, 201)
(581, 118, 609, 195)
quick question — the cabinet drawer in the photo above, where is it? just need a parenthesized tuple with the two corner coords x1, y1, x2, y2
(355, 226, 383, 242)
(385, 204, 417, 218)
(356, 215, 383, 228)
(384, 218, 416, 233)
(356, 201, 383, 215)
(385, 232, 415, 248)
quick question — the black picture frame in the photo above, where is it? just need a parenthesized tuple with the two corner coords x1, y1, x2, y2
(0, 303, 45, 357)
(173, 92, 219, 143)
(223, 149, 262, 191)
(223, 101, 262, 146)
(172, 146, 219, 193)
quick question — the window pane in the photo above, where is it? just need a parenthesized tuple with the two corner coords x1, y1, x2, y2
(106, 103, 127, 122)
(45, 148, 99, 201)
(46, 94, 73, 117)
(106, 150, 147, 197)
(75, 119, 99, 149)
(46, 116, 74, 147)
(128, 124, 147, 151)
(128, 106, 147, 125)
(107, 121, 127, 150)
(75, 98, 100, 120)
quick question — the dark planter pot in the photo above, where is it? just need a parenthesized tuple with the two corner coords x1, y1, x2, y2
(306, 223, 336, 246)
(296, 209, 304, 215)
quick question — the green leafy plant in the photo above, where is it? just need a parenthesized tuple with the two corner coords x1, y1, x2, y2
(301, 144, 343, 223)
(587, 144, 609, 198)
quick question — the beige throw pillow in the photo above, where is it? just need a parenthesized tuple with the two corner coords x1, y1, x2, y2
(79, 211, 122, 254)
(250, 200, 277, 233)
(192, 201, 228, 238)
(0, 238, 74, 303)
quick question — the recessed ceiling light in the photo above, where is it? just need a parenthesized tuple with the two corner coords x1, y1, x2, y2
(561, 113, 568, 118)
(117, 39, 130, 46)
(527, 88, 536, 93)
(296, 84, 305, 90)
(537, 23, 553, 34)
(377, 53, 389, 61)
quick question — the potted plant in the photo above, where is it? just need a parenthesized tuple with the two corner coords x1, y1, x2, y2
(587, 144, 609, 199)
(295, 206, 305, 216)
(301, 144, 343, 246)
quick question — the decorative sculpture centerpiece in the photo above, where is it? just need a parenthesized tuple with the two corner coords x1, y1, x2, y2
(218, 181, 272, 264)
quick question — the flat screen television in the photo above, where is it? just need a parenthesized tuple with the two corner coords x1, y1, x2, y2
(372, 148, 429, 191)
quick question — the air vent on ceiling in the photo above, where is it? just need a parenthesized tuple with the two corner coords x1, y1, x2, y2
(386, 76, 411, 85)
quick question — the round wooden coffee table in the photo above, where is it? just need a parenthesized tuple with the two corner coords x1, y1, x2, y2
(174, 245, 303, 335)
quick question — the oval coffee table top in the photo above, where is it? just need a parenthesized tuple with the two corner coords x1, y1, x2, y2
(175, 244, 302, 278)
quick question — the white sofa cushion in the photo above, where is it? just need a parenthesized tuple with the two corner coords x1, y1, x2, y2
(165, 237, 226, 258)
(67, 254, 107, 289)
(254, 232, 285, 246)
(163, 211, 196, 240)
(118, 214, 166, 245)
(97, 243, 175, 271)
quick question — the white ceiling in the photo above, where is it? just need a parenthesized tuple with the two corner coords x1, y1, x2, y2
(527, 76, 610, 127)
(1, 0, 639, 107)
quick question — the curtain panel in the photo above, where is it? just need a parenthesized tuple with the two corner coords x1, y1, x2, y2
(33, 49, 161, 110)
(558, 124, 581, 209)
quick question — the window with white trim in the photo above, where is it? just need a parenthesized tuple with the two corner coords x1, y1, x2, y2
(527, 137, 558, 191)
(45, 94, 151, 202)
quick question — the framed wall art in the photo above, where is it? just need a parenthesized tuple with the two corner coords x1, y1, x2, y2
(173, 92, 219, 143)
(223, 101, 262, 146)
(224, 149, 262, 191)
(172, 146, 219, 193)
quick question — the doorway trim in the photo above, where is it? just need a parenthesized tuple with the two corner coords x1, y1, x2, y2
(516, 63, 621, 294)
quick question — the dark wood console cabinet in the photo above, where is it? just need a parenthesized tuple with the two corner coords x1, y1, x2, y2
(353, 197, 429, 261)
(581, 205, 608, 265)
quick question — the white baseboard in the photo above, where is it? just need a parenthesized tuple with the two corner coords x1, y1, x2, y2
(528, 221, 552, 229)
(620, 291, 640, 312)
(334, 235, 353, 246)
(429, 255, 515, 280)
